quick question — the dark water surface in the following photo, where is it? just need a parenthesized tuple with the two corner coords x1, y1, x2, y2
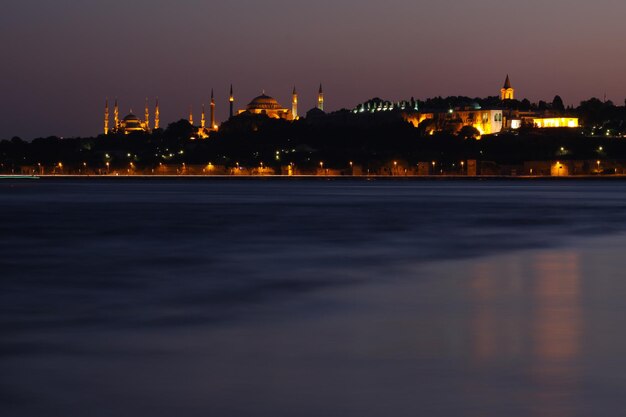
(2, 179, 626, 416)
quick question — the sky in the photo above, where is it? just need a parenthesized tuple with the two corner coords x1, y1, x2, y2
(2, 0, 626, 139)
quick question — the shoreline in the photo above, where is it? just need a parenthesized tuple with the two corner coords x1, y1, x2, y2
(4, 174, 626, 181)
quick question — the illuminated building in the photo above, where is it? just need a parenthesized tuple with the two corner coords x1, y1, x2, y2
(354, 97, 419, 114)
(229, 84, 234, 119)
(501, 74, 514, 100)
(292, 86, 298, 120)
(144, 98, 150, 130)
(155, 98, 160, 130)
(533, 117, 579, 128)
(318, 84, 324, 111)
(104, 99, 109, 135)
(499, 76, 580, 130)
(118, 112, 149, 134)
(435, 106, 504, 136)
(190, 94, 219, 139)
(238, 92, 294, 120)
(104, 98, 157, 134)
(403, 112, 434, 128)
(505, 113, 579, 130)
(210, 89, 217, 130)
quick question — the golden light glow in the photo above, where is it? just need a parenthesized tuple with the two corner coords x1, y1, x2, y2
(533, 118, 579, 128)
(551, 162, 568, 176)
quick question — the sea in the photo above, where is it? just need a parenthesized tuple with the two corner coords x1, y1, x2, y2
(2, 178, 626, 417)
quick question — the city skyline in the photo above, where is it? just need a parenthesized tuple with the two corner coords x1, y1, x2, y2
(2, 0, 626, 139)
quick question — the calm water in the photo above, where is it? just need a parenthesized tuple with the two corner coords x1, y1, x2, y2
(2, 179, 626, 416)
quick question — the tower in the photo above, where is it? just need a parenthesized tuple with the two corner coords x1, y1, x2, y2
(229, 84, 234, 119)
(144, 98, 150, 131)
(201, 103, 206, 129)
(154, 98, 160, 130)
(114, 98, 119, 129)
(317, 84, 324, 111)
(189, 105, 194, 125)
(501, 75, 514, 100)
(292, 86, 298, 120)
(210, 89, 216, 129)
(104, 98, 109, 135)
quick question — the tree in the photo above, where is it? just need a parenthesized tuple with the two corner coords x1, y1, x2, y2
(458, 126, 481, 140)
(552, 95, 565, 112)
(164, 120, 196, 141)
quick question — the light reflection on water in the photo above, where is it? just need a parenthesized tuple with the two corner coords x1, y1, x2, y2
(466, 251, 584, 417)
(2, 180, 626, 416)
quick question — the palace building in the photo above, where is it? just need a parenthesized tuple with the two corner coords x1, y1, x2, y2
(499, 75, 580, 129)
(501, 75, 515, 100)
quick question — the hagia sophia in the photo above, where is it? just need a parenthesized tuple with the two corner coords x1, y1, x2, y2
(103, 77, 578, 137)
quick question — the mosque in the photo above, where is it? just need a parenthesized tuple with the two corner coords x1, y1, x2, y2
(235, 84, 324, 120)
(103, 84, 325, 135)
(104, 98, 159, 135)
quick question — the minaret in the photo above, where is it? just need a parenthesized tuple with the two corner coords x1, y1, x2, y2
(114, 98, 119, 129)
(229, 84, 234, 119)
(104, 98, 109, 135)
(154, 97, 160, 130)
(501, 75, 514, 100)
(201, 104, 206, 129)
(189, 105, 194, 125)
(317, 84, 324, 111)
(210, 89, 216, 129)
(292, 86, 298, 120)
(144, 98, 150, 131)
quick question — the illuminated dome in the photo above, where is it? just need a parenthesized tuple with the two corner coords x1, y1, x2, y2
(247, 94, 283, 111)
(120, 112, 146, 133)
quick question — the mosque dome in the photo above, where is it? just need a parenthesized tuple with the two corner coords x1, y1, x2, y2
(247, 94, 283, 111)
(121, 112, 144, 132)
(123, 113, 140, 122)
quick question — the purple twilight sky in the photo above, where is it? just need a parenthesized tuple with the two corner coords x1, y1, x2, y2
(2, 0, 626, 139)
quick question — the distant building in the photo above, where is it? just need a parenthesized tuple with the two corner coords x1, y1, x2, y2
(238, 93, 294, 120)
(443, 107, 503, 135)
(234, 85, 321, 121)
(499, 75, 580, 130)
(533, 117, 579, 128)
(104, 98, 156, 135)
(353, 97, 419, 114)
(501, 75, 515, 100)
(317, 84, 324, 111)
